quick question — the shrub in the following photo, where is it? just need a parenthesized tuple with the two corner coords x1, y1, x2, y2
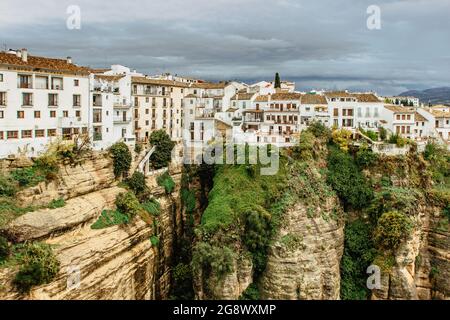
(181, 188, 196, 213)
(332, 129, 353, 152)
(150, 235, 160, 247)
(141, 198, 161, 216)
(115, 192, 142, 218)
(110, 142, 132, 178)
(374, 211, 413, 250)
(192, 242, 235, 277)
(388, 134, 407, 147)
(149, 130, 175, 169)
(355, 147, 378, 168)
(157, 172, 175, 194)
(293, 131, 315, 160)
(0, 235, 10, 262)
(307, 121, 331, 140)
(126, 171, 147, 195)
(0, 176, 17, 196)
(239, 283, 260, 300)
(134, 143, 143, 154)
(13, 242, 60, 293)
(11, 167, 46, 187)
(47, 198, 66, 209)
(340, 220, 377, 300)
(327, 146, 373, 209)
(91, 209, 130, 229)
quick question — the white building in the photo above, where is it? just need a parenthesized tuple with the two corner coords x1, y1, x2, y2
(0, 49, 90, 158)
(380, 105, 416, 139)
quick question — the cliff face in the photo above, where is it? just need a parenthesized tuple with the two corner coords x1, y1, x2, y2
(260, 198, 344, 300)
(0, 153, 183, 300)
(372, 204, 449, 300)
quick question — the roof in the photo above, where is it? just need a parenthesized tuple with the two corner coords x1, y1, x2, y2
(184, 94, 198, 99)
(0, 51, 91, 75)
(354, 93, 381, 103)
(94, 74, 125, 81)
(431, 110, 450, 118)
(384, 105, 415, 113)
(191, 82, 227, 89)
(301, 94, 327, 104)
(226, 107, 238, 112)
(270, 92, 302, 101)
(254, 95, 269, 102)
(231, 92, 255, 100)
(325, 91, 355, 98)
(131, 76, 189, 87)
(414, 112, 427, 122)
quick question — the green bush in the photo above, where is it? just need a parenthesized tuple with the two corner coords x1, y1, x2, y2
(141, 198, 161, 216)
(126, 171, 147, 195)
(181, 188, 196, 214)
(374, 211, 413, 250)
(239, 283, 260, 300)
(293, 131, 315, 160)
(47, 198, 66, 209)
(0, 176, 18, 197)
(388, 134, 407, 147)
(192, 242, 235, 277)
(327, 146, 373, 209)
(150, 235, 160, 247)
(110, 142, 132, 178)
(11, 167, 46, 187)
(0, 235, 10, 262)
(340, 220, 377, 300)
(149, 130, 175, 169)
(157, 172, 175, 194)
(91, 209, 130, 229)
(13, 243, 60, 293)
(134, 143, 143, 154)
(355, 147, 378, 168)
(115, 192, 142, 218)
(307, 121, 331, 140)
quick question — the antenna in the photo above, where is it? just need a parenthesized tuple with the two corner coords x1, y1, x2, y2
(2, 43, 6, 52)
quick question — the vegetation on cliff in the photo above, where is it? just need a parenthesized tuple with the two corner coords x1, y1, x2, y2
(110, 142, 132, 178)
(149, 130, 175, 169)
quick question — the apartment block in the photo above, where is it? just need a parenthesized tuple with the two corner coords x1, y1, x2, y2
(0, 49, 90, 158)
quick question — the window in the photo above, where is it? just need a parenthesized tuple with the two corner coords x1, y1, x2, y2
(402, 115, 406, 120)
(74, 79, 79, 86)
(17, 111, 24, 119)
(0, 74, 3, 82)
(18, 75, 32, 88)
(73, 94, 81, 107)
(34, 111, 41, 118)
(7, 131, 18, 139)
(333, 108, 339, 117)
(49, 94, 58, 106)
(76, 110, 81, 118)
(406, 115, 411, 120)
(51, 77, 63, 90)
(35, 129, 45, 138)
(0, 131, 3, 139)
(63, 111, 69, 117)
(47, 129, 57, 137)
(50, 111, 56, 118)
(0, 110, 3, 118)
(35, 76, 48, 89)
(146, 109, 149, 115)
(93, 109, 102, 123)
(0, 92, 6, 105)
(22, 93, 33, 106)
(22, 130, 32, 138)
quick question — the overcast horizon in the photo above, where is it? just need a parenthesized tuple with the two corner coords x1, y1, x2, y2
(1, 0, 449, 95)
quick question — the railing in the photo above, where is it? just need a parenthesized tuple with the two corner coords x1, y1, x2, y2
(113, 117, 132, 124)
(18, 83, 32, 89)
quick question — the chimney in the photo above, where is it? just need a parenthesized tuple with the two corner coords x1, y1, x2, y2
(21, 48, 28, 62)
(67, 56, 72, 64)
(16, 50, 22, 58)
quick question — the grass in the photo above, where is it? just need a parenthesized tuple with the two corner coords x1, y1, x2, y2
(47, 198, 66, 209)
(90, 209, 130, 229)
(157, 172, 175, 194)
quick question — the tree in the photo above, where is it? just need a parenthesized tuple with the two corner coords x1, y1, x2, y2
(274, 73, 281, 89)
(149, 130, 175, 169)
(110, 142, 132, 178)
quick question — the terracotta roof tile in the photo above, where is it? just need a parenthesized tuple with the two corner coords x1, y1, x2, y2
(131, 76, 189, 87)
(301, 94, 327, 104)
(384, 105, 415, 113)
(0, 51, 90, 75)
(231, 92, 255, 100)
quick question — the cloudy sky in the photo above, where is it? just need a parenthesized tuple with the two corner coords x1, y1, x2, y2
(1, 0, 449, 95)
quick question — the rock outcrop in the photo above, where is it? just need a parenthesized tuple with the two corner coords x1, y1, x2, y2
(260, 198, 344, 300)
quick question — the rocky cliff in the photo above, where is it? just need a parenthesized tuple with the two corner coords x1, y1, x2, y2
(0, 152, 183, 300)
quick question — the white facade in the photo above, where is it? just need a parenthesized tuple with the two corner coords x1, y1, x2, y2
(0, 49, 90, 158)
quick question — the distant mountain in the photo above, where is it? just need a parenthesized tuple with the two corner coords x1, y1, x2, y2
(398, 87, 450, 105)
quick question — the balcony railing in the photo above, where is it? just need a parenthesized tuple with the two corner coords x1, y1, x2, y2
(18, 83, 32, 89)
(113, 117, 132, 124)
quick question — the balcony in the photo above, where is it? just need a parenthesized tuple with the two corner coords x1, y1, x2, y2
(18, 82, 32, 89)
(114, 116, 132, 124)
(113, 102, 132, 109)
(195, 109, 215, 119)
